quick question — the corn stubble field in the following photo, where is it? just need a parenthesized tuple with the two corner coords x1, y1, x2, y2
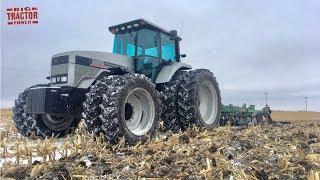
(0, 109, 320, 179)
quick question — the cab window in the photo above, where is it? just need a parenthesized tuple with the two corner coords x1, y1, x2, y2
(113, 29, 159, 58)
(113, 32, 141, 57)
(161, 33, 176, 62)
(137, 29, 160, 57)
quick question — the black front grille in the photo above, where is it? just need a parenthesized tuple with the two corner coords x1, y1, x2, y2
(27, 88, 46, 113)
(26, 87, 69, 115)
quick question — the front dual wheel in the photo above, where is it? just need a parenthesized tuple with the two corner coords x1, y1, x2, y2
(83, 74, 161, 144)
(124, 88, 155, 136)
(12, 84, 80, 138)
(42, 114, 75, 132)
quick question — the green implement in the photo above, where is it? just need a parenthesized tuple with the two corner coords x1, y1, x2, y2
(220, 104, 273, 126)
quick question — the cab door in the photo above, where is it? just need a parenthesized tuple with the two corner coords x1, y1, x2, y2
(134, 29, 163, 82)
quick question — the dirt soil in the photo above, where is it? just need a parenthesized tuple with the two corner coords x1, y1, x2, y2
(1, 109, 320, 179)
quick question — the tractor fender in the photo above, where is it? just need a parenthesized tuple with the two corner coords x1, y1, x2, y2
(76, 69, 110, 89)
(76, 66, 134, 89)
(155, 62, 192, 84)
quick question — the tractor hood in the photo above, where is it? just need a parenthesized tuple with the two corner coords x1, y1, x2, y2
(52, 51, 134, 69)
(50, 51, 134, 88)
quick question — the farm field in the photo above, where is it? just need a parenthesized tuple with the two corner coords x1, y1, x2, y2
(272, 111, 320, 122)
(0, 109, 320, 179)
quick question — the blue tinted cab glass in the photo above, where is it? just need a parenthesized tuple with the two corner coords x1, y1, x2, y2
(113, 32, 137, 57)
(145, 47, 158, 57)
(161, 33, 176, 61)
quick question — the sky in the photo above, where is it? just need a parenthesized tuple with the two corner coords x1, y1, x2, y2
(1, 0, 320, 111)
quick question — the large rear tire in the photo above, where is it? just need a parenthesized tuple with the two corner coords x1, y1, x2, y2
(83, 74, 161, 144)
(178, 69, 221, 128)
(12, 84, 80, 138)
(157, 71, 189, 132)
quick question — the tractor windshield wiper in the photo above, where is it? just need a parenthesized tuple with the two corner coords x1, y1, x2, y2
(153, 32, 160, 46)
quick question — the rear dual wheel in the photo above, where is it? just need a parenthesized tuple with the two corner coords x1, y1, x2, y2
(158, 71, 189, 132)
(159, 69, 221, 131)
(178, 69, 221, 128)
(197, 78, 220, 126)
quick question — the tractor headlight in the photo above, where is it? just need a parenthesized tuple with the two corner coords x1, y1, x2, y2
(51, 77, 56, 84)
(51, 74, 68, 84)
(61, 76, 67, 82)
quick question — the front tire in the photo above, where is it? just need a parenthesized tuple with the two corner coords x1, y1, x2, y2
(178, 69, 221, 128)
(82, 77, 112, 135)
(84, 74, 161, 144)
(12, 84, 80, 138)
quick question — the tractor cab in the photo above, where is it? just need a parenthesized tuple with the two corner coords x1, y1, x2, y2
(109, 19, 183, 81)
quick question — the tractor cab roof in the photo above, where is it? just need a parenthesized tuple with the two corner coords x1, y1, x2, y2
(108, 19, 182, 40)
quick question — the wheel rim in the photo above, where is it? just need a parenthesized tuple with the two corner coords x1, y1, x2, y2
(198, 81, 218, 125)
(42, 114, 73, 131)
(124, 88, 155, 136)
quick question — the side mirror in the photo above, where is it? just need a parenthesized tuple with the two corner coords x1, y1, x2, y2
(46, 76, 50, 80)
(180, 54, 186, 58)
(169, 30, 177, 40)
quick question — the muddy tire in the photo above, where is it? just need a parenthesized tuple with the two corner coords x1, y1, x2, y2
(84, 74, 161, 144)
(157, 71, 188, 132)
(178, 69, 221, 128)
(82, 77, 112, 135)
(12, 84, 80, 137)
